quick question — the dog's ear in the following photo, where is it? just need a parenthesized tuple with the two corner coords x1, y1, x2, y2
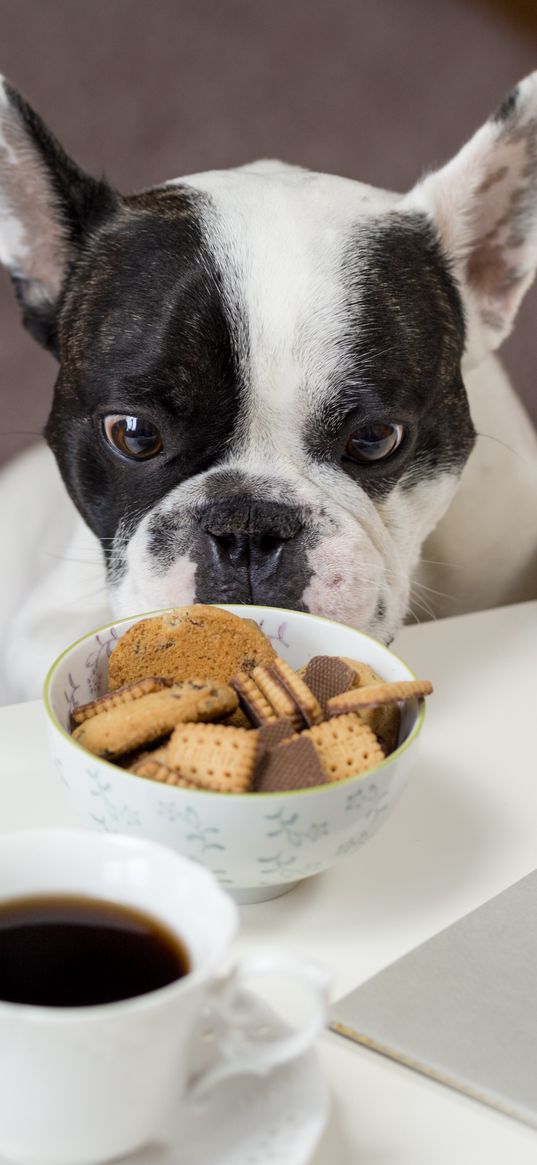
(0, 76, 118, 355)
(406, 73, 537, 365)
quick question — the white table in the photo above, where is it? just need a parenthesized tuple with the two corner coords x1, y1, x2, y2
(1, 601, 537, 1163)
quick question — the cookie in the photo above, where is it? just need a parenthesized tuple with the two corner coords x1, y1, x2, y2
(253, 716, 295, 782)
(71, 681, 238, 759)
(107, 605, 276, 691)
(338, 658, 385, 689)
(303, 713, 385, 780)
(331, 659, 403, 753)
(230, 671, 278, 726)
(70, 676, 172, 727)
(301, 656, 356, 711)
(166, 722, 259, 793)
(128, 747, 197, 787)
(269, 658, 323, 727)
(254, 735, 327, 793)
(359, 704, 400, 757)
(327, 679, 433, 713)
(256, 717, 295, 755)
(224, 706, 255, 730)
(252, 665, 304, 729)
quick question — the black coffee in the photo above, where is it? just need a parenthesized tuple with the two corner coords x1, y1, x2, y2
(0, 894, 190, 1007)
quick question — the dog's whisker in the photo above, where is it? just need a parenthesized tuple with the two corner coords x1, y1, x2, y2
(475, 431, 522, 459)
(58, 586, 110, 609)
(417, 557, 466, 569)
(404, 603, 422, 627)
(410, 580, 460, 603)
(407, 590, 438, 620)
(43, 553, 105, 568)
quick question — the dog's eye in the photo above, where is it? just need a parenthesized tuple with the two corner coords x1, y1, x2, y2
(345, 422, 404, 464)
(102, 415, 163, 460)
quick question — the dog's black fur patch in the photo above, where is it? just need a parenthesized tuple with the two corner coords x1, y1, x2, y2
(305, 213, 475, 498)
(494, 85, 519, 124)
(46, 186, 245, 545)
(43, 181, 319, 607)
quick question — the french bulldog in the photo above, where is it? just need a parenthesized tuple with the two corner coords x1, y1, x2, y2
(0, 73, 536, 702)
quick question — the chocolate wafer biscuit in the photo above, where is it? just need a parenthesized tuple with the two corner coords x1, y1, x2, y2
(253, 717, 295, 783)
(255, 735, 327, 793)
(70, 676, 172, 727)
(304, 713, 385, 780)
(72, 681, 238, 759)
(327, 679, 433, 713)
(256, 717, 295, 753)
(301, 656, 356, 711)
(269, 658, 323, 727)
(166, 722, 258, 793)
(252, 666, 304, 729)
(230, 671, 278, 726)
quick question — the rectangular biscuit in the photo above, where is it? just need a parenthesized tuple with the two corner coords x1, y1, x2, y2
(166, 722, 259, 793)
(303, 714, 385, 781)
(269, 658, 323, 726)
(327, 679, 433, 713)
(252, 666, 303, 729)
(70, 676, 172, 727)
(230, 672, 278, 726)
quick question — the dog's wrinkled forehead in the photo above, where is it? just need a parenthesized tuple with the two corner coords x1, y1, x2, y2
(60, 164, 464, 431)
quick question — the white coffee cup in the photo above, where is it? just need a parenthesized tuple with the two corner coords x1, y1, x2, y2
(0, 829, 329, 1165)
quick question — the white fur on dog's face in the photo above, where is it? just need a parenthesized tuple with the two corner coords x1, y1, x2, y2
(106, 163, 468, 642)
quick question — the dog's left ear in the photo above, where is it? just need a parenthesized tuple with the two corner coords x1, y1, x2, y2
(0, 76, 118, 354)
(406, 72, 537, 364)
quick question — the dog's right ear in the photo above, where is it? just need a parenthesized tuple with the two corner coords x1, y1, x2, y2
(0, 77, 118, 355)
(404, 72, 537, 368)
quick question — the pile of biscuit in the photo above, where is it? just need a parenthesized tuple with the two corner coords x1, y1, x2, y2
(70, 606, 432, 794)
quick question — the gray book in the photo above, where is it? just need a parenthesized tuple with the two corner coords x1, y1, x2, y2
(329, 869, 537, 1128)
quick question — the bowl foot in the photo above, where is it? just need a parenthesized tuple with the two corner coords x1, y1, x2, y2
(229, 881, 300, 905)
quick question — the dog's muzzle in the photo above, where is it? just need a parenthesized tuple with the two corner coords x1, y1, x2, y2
(193, 497, 312, 607)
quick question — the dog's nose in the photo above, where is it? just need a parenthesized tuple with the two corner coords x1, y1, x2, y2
(205, 529, 288, 563)
(198, 499, 303, 569)
(194, 497, 309, 607)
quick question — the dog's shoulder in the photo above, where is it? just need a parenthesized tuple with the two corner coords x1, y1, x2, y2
(417, 354, 537, 618)
(0, 444, 110, 703)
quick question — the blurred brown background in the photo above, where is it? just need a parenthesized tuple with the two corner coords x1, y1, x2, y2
(1, 0, 536, 469)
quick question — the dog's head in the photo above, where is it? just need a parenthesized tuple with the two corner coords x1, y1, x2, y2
(2, 76, 537, 638)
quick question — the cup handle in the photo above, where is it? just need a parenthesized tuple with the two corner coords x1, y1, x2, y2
(186, 949, 330, 1102)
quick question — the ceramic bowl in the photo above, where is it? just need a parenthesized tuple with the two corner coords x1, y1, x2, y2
(44, 606, 425, 903)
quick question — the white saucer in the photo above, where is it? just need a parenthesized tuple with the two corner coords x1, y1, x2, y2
(127, 992, 330, 1165)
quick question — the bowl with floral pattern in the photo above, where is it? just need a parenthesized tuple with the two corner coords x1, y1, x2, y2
(44, 605, 425, 904)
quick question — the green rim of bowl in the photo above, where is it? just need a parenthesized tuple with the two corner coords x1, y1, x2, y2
(43, 605, 426, 800)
